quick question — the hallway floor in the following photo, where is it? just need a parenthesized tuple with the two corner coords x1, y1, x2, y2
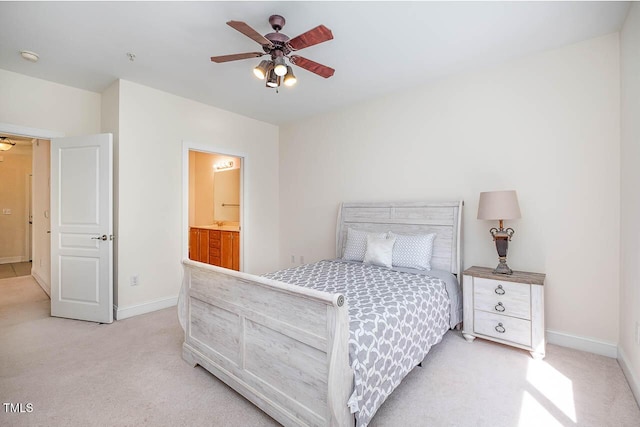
(0, 262, 31, 279)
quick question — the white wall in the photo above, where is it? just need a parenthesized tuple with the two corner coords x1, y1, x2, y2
(279, 34, 621, 345)
(116, 80, 279, 312)
(619, 2, 640, 403)
(0, 69, 101, 136)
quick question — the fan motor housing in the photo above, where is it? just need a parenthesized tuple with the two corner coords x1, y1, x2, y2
(263, 32, 291, 56)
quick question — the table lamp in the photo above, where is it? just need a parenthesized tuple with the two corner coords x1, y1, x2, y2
(477, 190, 521, 275)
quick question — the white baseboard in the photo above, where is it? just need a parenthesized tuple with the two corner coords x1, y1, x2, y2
(0, 256, 28, 264)
(31, 270, 50, 297)
(618, 346, 640, 408)
(546, 329, 618, 358)
(114, 296, 178, 320)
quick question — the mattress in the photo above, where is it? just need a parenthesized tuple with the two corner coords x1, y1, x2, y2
(263, 259, 452, 427)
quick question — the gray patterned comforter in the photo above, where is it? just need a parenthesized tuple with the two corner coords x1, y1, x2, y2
(263, 260, 450, 427)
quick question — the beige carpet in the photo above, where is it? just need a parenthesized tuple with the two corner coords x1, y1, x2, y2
(1, 276, 638, 427)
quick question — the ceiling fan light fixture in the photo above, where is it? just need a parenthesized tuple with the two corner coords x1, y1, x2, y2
(284, 66, 297, 87)
(273, 56, 287, 77)
(253, 60, 271, 80)
(210, 14, 335, 89)
(0, 137, 16, 151)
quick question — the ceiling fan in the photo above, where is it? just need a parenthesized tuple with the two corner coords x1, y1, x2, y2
(210, 15, 335, 89)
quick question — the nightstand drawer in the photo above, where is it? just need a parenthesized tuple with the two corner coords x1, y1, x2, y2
(474, 277, 530, 319)
(474, 310, 531, 346)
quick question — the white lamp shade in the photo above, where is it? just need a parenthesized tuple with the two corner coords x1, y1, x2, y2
(477, 190, 521, 220)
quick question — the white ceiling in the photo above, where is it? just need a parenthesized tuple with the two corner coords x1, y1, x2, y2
(0, 2, 630, 125)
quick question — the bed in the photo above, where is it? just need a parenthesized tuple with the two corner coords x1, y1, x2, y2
(179, 201, 463, 426)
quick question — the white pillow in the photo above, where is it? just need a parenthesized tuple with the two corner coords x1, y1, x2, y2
(342, 228, 387, 262)
(389, 232, 436, 270)
(363, 234, 396, 269)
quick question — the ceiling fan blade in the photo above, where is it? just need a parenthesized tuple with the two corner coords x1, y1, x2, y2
(227, 21, 274, 48)
(290, 55, 335, 78)
(287, 25, 333, 51)
(210, 52, 264, 63)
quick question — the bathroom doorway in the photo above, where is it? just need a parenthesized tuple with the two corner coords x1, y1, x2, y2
(0, 133, 34, 279)
(186, 149, 243, 272)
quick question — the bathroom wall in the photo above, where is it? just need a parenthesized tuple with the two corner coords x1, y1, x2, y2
(213, 168, 240, 222)
(0, 143, 32, 263)
(192, 151, 216, 226)
(189, 150, 241, 226)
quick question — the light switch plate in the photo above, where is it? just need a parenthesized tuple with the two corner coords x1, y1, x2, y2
(2, 208, 11, 215)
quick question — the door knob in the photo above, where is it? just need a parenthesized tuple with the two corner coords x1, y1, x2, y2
(91, 235, 108, 241)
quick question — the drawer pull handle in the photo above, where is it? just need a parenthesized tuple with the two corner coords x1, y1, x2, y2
(495, 302, 505, 312)
(495, 285, 505, 295)
(495, 323, 506, 333)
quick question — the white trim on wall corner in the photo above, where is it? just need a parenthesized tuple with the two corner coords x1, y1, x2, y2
(618, 347, 640, 408)
(32, 270, 50, 297)
(546, 329, 618, 358)
(114, 296, 178, 320)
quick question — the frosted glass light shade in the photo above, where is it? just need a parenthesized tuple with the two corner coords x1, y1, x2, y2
(273, 56, 287, 76)
(284, 66, 296, 86)
(477, 190, 521, 220)
(266, 68, 279, 88)
(253, 60, 271, 80)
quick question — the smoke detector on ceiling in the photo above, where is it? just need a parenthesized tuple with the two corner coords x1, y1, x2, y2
(20, 50, 39, 62)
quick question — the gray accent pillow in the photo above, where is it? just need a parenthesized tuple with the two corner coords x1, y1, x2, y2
(363, 234, 396, 269)
(342, 228, 387, 262)
(388, 232, 436, 270)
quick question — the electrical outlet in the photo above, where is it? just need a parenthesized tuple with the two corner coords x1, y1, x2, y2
(2, 208, 11, 215)
(300, 256, 305, 264)
(636, 322, 640, 346)
(130, 275, 139, 286)
(291, 255, 295, 263)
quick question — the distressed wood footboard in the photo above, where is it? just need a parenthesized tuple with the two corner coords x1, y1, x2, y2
(182, 260, 354, 427)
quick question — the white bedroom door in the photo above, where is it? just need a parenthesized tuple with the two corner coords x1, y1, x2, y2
(50, 134, 113, 323)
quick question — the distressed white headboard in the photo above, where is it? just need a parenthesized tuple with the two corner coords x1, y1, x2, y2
(336, 201, 464, 277)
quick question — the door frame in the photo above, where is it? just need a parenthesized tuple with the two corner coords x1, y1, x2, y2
(182, 141, 246, 272)
(0, 122, 64, 139)
(24, 173, 32, 261)
(0, 122, 63, 295)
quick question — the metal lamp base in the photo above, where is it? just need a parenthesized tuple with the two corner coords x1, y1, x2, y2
(493, 257, 513, 275)
(489, 224, 515, 275)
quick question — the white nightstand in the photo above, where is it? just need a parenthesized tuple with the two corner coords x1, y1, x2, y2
(462, 266, 546, 359)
